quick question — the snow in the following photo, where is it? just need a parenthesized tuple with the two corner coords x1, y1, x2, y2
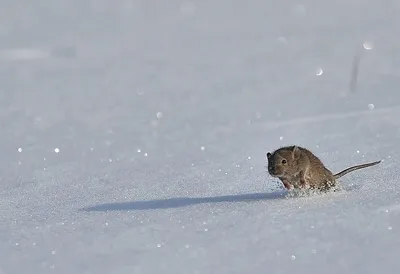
(1, 0, 400, 273)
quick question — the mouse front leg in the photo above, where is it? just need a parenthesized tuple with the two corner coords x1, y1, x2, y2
(280, 178, 293, 190)
(299, 171, 307, 188)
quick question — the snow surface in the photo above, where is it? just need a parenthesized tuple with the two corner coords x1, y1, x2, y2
(1, 1, 400, 273)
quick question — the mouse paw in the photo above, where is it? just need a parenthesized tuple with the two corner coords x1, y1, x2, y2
(299, 181, 307, 189)
(282, 181, 292, 190)
(299, 177, 311, 189)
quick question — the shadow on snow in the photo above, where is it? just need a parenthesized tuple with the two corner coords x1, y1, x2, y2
(81, 191, 287, 212)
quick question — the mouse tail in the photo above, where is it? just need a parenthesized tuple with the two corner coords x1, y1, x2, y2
(333, 160, 382, 179)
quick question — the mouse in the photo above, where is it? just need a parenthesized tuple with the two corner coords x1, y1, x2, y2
(266, 145, 381, 192)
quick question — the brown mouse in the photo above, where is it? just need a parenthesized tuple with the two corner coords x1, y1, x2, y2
(266, 145, 381, 191)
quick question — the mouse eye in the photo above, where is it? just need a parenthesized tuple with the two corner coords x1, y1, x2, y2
(281, 159, 287, 164)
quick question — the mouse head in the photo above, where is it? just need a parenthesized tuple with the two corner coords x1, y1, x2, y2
(266, 146, 302, 177)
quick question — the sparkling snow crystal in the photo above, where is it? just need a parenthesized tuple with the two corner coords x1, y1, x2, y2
(363, 42, 373, 50)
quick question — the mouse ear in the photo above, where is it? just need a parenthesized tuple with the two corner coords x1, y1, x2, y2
(292, 146, 301, 159)
(266, 152, 271, 158)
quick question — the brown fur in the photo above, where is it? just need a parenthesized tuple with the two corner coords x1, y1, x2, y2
(266, 145, 381, 191)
